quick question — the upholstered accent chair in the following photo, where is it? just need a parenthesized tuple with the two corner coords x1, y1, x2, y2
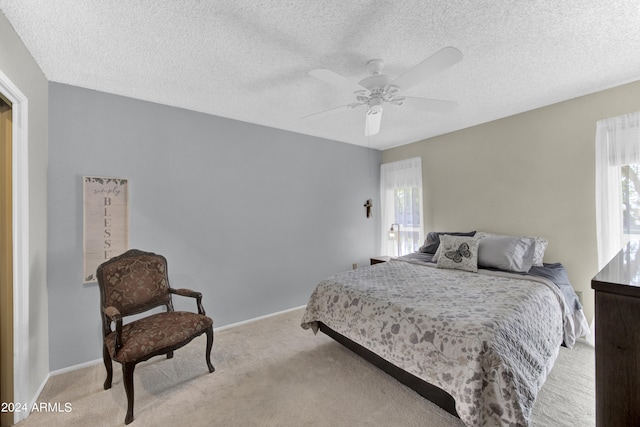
(97, 249, 214, 424)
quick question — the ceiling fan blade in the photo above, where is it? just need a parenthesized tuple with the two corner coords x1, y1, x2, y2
(301, 103, 364, 120)
(365, 108, 382, 136)
(389, 47, 462, 92)
(400, 96, 458, 113)
(309, 69, 367, 93)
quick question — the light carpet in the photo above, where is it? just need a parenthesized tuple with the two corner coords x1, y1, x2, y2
(16, 308, 595, 427)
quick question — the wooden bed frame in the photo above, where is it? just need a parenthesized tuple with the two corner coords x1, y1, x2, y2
(318, 322, 459, 418)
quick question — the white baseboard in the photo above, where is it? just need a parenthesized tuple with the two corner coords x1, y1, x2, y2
(576, 337, 594, 347)
(214, 305, 306, 332)
(28, 372, 50, 411)
(50, 357, 103, 377)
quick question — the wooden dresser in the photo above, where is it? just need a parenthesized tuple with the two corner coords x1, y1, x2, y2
(591, 242, 640, 427)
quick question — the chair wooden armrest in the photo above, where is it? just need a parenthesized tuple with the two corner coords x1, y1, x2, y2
(103, 306, 124, 353)
(103, 305, 122, 320)
(169, 287, 206, 315)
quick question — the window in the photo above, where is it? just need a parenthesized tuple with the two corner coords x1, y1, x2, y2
(595, 112, 640, 268)
(380, 157, 424, 257)
(622, 164, 640, 237)
(391, 187, 422, 255)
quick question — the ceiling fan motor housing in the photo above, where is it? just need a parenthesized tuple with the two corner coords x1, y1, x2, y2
(368, 97, 384, 113)
(359, 72, 394, 111)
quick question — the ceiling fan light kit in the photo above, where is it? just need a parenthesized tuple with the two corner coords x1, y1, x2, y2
(306, 47, 463, 136)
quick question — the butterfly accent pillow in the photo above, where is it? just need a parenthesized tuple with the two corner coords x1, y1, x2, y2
(436, 234, 481, 272)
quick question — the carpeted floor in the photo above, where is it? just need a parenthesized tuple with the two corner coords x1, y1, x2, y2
(15, 308, 595, 427)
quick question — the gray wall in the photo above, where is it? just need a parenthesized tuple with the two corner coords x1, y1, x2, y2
(48, 83, 381, 370)
(0, 12, 49, 404)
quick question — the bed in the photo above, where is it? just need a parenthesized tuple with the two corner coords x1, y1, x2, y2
(301, 232, 589, 427)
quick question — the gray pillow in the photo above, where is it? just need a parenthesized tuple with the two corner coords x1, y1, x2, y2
(419, 231, 476, 254)
(478, 235, 536, 273)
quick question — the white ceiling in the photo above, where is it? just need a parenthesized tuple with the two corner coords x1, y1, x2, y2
(2, 1, 640, 150)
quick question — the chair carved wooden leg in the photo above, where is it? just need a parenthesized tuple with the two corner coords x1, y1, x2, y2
(123, 363, 136, 425)
(103, 344, 113, 390)
(206, 326, 215, 373)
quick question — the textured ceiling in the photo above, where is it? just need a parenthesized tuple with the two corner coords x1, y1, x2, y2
(2, 1, 640, 150)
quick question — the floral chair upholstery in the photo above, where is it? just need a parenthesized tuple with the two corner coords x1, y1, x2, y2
(97, 249, 214, 424)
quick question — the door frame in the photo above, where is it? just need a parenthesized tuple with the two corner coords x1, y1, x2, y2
(0, 69, 29, 424)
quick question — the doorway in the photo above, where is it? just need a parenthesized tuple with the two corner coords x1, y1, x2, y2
(0, 93, 13, 427)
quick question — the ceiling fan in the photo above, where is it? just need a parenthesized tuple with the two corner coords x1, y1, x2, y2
(304, 47, 462, 136)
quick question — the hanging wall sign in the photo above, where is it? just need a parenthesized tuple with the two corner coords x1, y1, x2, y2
(83, 176, 129, 283)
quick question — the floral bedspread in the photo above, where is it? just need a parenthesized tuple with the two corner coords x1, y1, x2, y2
(301, 259, 569, 427)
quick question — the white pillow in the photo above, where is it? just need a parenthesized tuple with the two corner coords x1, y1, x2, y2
(477, 235, 536, 273)
(436, 234, 480, 273)
(433, 232, 487, 262)
(529, 236, 548, 267)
